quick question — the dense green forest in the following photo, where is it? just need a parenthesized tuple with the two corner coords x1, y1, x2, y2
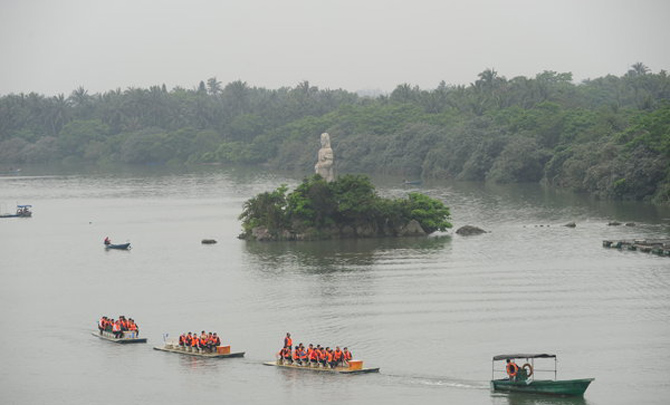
(1, 64, 669, 203)
(238, 174, 452, 241)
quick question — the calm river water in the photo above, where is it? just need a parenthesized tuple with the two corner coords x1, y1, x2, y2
(1, 165, 669, 405)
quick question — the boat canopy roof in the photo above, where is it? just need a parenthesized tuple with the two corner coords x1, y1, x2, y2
(17, 204, 32, 208)
(492, 353, 556, 361)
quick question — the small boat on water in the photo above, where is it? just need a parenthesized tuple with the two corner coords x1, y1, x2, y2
(154, 343, 244, 358)
(92, 330, 147, 344)
(403, 179, 422, 185)
(0, 204, 32, 218)
(264, 359, 380, 374)
(491, 353, 594, 396)
(105, 242, 131, 250)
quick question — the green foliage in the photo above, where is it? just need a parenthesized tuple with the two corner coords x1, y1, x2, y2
(1, 66, 670, 203)
(239, 175, 451, 238)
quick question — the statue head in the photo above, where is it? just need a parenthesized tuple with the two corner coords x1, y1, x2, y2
(320, 133, 331, 148)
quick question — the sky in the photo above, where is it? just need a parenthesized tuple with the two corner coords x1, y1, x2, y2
(1, 0, 669, 96)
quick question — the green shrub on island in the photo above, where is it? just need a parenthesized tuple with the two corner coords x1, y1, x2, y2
(238, 174, 452, 241)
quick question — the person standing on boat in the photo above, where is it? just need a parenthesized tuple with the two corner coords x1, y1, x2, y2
(284, 332, 292, 349)
(506, 359, 519, 381)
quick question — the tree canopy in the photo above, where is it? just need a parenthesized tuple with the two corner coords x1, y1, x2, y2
(1, 64, 669, 204)
(238, 174, 452, 240)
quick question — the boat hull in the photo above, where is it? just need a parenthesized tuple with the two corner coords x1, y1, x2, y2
(105, 243, 131, 250)
(263, 361, 380, 374)
(491, 378, 594, 396)
(92, 331, 147, 344)
(153, 345, 245, 358)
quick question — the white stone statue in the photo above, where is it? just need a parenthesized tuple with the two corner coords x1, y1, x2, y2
(315, 132, 335, 182)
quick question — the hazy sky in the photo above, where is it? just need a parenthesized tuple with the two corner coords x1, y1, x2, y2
(1, 0, 669, 96)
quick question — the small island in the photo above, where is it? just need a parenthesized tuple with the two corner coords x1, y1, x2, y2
(238, 174, 452, 241)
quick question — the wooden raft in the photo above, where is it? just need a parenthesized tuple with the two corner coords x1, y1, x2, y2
(263, 360, 380, 374)
(153, 344, 244, 358)
(92, 331, 147, 344)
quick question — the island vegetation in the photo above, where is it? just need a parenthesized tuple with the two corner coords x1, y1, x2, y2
(238, 174, 452, 241)
(1, 64, 669, 204)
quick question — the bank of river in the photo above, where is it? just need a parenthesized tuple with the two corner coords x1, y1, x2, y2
(1, 165, 669, 405)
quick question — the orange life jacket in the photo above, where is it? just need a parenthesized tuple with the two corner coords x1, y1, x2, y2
(507, 362, 519, 377)
(191, 337, 199, 347)
(344, 350, 352, 360)
(213, 336, 220, 346)
(285, 337, 292, 347)
(333, 349, 343, 360)
(308, 348, 315, 359)
(129, 322, 137, 331)
(327, 351, 333, 362)
(112, 322, 120, 332)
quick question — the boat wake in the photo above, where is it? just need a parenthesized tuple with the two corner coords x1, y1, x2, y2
(382, 373, 489, 391)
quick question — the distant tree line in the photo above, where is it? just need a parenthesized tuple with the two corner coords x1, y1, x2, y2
(0, 64, 668, 203)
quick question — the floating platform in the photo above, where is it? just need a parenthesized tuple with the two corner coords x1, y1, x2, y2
(263, 360, 380, 374)
(92, 331, 147, 344)
(603, 239, 670, 257)
(153, 344, 244, 358)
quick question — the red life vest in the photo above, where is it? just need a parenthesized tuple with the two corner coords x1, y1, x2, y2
(333, 349, 343, 360)
(344, 350, 352, 360)
(284, 337, 292, 347)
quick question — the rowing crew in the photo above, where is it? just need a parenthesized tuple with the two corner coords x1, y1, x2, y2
(98, 316, 140, 338)
(278, 343, 353, 368)
(178, 331, 221, 352)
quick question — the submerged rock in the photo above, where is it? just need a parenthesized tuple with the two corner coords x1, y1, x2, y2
(455, 225, 487, 236)
(564, 222, 577, 228)
(201, 239, 217, 244)
(608, 221, 622, 226)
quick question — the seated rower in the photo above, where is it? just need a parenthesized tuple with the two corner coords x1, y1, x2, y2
(294, 344, 307, 366)
(343, 347, 352, 366)
(318, 346, 328, 368)
(212, 333, 221, 348)
(104, 237, 111, 245)
(178, 333, 186, 347)
(333, 346, 344, 367)
(326, 348, 336, 369)
(128, 319, 138, 337)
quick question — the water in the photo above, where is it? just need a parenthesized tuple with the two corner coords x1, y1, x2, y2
(1, 165, 669, 405)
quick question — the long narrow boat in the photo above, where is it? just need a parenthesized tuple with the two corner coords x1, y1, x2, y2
(154, 343, 244, 358)
(264, 360, 380, 374)
(491, 353, 594, 396)
(105, 242, 131, 250)
(92, 330, 147, 344)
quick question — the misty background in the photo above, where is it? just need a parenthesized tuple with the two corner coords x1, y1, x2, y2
(1, 0, 669, 96)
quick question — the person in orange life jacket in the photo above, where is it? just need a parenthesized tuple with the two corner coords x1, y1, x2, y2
(179, 333, 186, 346)
(326, 348, 337, 369)
(278, 347, 292, 364)
(112, 320, 122, 338)
(212, 333, 221, 347)
(318, 347, 328, 368)
(342, 347, 352, 365)
(199, 331, 208, 351)
(185, 332, 193, 347)
(307, 344, 316, 366)
(506, 359, 519, 381)
(294, 344, 307, 366)
(191, 334, 201, 349)
(128, 319, 138, 336)
(284, 333, 292, 349)
(98, 316, 107, 335)
(332, 346, 344, 367)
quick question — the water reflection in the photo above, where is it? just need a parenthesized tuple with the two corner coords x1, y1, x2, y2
(491, 392, 589, 405)
(242, 235, 451, 275)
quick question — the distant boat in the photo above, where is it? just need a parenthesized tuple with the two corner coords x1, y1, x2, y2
(490, 353, 594, 396)
(264, 359, 379, 374)
(105, 242, 131, 250)
(0, 204, 32, 218)
(403, 179, 422, 185)
(154, 343, 244, 358)
(92, 331, 146, 344)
